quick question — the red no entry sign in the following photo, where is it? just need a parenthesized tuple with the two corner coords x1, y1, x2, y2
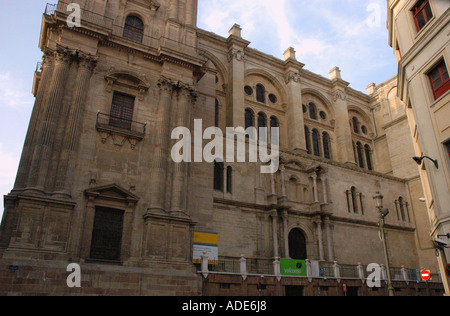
(421, 270, 431, 281)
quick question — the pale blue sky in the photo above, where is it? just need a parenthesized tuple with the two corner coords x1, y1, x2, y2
(0, 0, 397, 218)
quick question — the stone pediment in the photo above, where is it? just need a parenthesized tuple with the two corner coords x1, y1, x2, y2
(85, 184, 140, 204)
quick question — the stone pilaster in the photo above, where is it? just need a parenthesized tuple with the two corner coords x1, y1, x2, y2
(314, 217, 325, 261)
(54, 53, 97, 197)
(185, 0, 197, 26)
(27, 46, 72, 192)
(281, 210, 289, 258)
(14, 50, 55, 190)
(271, 210, 279, 258)
(227, 24, 250, 128)
(147, 77, 176, 213)
(283, 47, 307, 152)
(170, 84, 196, 217)
(330, 67, 355, 165)
(324, 216, 334, 261)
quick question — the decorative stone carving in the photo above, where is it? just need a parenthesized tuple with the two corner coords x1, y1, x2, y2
(228, 48, 245, 62)
(334, 89, 347, 102)
(285, 71, 301, 84)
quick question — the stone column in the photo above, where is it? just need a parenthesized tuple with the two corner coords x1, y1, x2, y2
(311, 174, 319, 203)
(54, 54, 97, 196)
(321, 175, 328, 204)
(330, 67, 355, 165)
(168, 0, 179, 20)
(14, 50, 55, 190)
(280, 165, 287, 197)
(315, 217, 325, 261)
(281, 210, 290, 258)
(324, 216, 334, 261)
(227, 24, 249, 128)
(271, 210, 279, 258)
(185, 0, 197, 26)
(170, 84, 195, 216)
(283, 47, 306, 152)
(148, 78, 175, 213)
(27, 46, 72, 191)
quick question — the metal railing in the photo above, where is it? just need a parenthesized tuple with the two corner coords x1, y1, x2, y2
(96, 112, 146, 136)
(201, 256, 443, 284)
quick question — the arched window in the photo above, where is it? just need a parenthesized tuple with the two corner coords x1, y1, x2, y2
(365, 144, 373, 171)
(351, 187, 358, 214)
(258, 112, 267, 142)
(245, 109, 254, 130)
(356, 142, 365, 168)
(214, 161, 224, 192)
(288, 229, 307, 260)
(226, 166, 232, 194)
(352, 117, 360, 134)
(305, 126, 311, 154)
(312, 129, 321, 157)
(123, 15, 144, 43)
(270, 116, 279, 128)
(309, 103, 317, 120)
(323, 132, 331, 159)
(256, 84, 265, 103)
(215, 99, 219, 128)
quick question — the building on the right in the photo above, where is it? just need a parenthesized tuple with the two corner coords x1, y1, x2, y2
(387, 0, 450, 294)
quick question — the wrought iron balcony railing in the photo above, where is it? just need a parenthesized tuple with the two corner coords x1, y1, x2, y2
(96, 112, 146, 137)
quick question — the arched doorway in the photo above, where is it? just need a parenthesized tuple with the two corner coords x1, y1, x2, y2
(288, 228, 307, 260)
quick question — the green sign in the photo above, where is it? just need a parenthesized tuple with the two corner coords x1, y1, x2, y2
(280, 259, 307, 276)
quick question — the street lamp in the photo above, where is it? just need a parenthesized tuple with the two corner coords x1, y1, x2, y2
(412, 156, 439, 169)
(373, 192, 395, 297)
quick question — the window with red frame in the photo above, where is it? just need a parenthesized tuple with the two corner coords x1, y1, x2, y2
(428, 60, 450, 100)
(445, 141, 450, 161)
(412, 0, 433, 32)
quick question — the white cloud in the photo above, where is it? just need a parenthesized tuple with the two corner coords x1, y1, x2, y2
(0, 72, 34, 109)
(0, 143, 20, 219)
(198, 0, 396, 92)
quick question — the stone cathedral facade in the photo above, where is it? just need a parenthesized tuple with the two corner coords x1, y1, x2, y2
(0, 0, 444, 296)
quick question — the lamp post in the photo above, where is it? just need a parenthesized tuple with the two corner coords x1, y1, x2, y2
(373, 192, 395, 297)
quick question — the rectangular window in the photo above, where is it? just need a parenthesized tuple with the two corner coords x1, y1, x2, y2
(412, 0, 433, 32)
(109, 92, 135, 130)
(90, 207, 124, 262)
(428, 60, 450, 100)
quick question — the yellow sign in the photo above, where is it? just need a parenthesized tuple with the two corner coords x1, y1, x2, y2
(193, 231, 218, 265)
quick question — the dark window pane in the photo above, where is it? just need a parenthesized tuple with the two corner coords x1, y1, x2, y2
(110, 92, 135, 130)
(312, 129, 320, 157)
(309, 103, 317, 120)
(90, 207, 124, 261)
(256, 84, 265, 103)
(214, 161, 224, 191)
(245, 109, 254, 129)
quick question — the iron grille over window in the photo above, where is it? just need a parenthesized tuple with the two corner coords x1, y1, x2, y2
(110, 92, 135, 130)
(123, 16, 144, 43)
(90, 207, 124, 262)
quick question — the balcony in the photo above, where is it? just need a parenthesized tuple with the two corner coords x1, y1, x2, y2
(96, 112, 146, 148)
